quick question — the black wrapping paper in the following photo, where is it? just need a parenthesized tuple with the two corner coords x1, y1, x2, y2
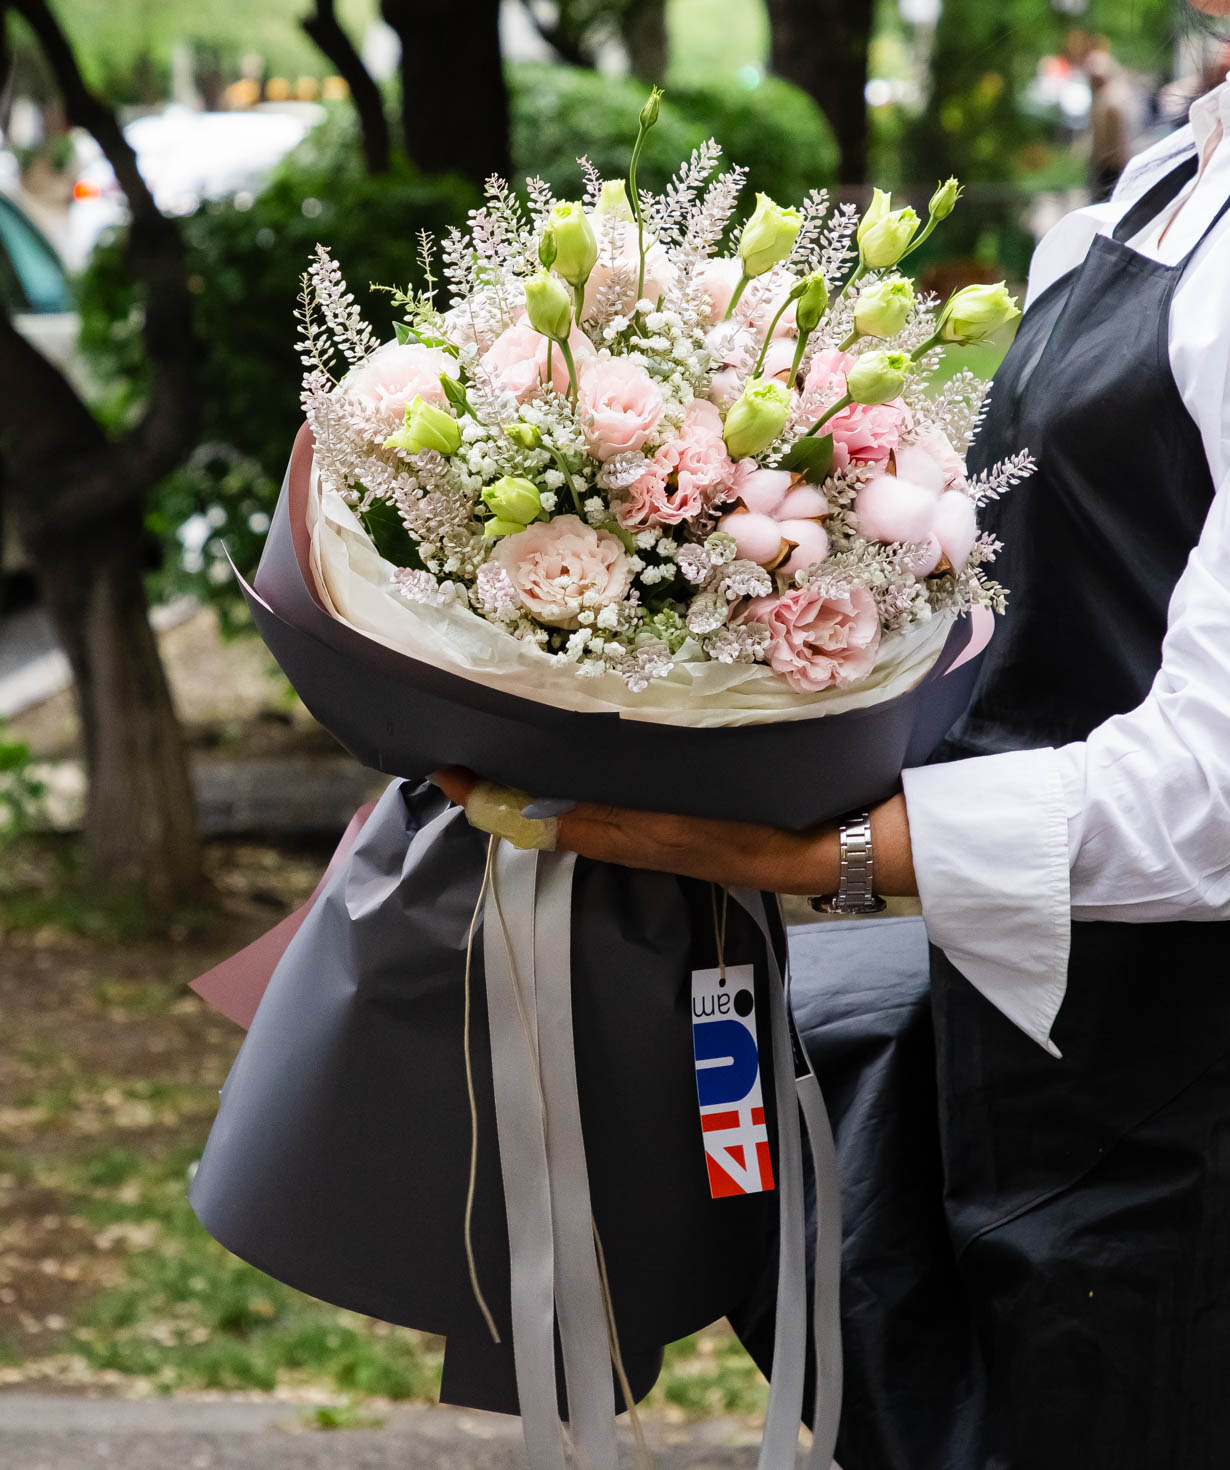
(190, 780, 784, 1413)
(243, 426, 987, 831)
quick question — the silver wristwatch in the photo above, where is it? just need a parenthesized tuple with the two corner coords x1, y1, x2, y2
(811, 812, 887, 915)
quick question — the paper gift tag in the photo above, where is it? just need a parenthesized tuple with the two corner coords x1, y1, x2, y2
(691, 964, 775, 1198)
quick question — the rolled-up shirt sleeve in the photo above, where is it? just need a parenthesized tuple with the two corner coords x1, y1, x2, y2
(902, 751, 1071, 1056)
(905, 468, 1230, 1055)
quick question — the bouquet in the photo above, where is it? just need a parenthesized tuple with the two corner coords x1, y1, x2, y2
(191, 92, 1033, 1470)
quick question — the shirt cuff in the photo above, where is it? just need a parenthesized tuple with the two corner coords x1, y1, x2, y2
(901, 748, 1072, 1056)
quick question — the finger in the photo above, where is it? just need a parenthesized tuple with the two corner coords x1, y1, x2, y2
(431, 766, 479, 807)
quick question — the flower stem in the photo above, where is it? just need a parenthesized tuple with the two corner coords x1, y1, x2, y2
(910, 329, 945, 361)
(835, 261, 867, 304)
(804, 391, 852, 437)
(548, 444, 585, 515)
(752, 294, 794, 377)
(629, 134, 649, 303)
(723, 271, 750, 322)
(838, 329, 859, 352)
(901, 215, 938, 261)
(573, 280, 586, 324)
(788, 330, 810, 385)
(558, 336, 579, 405)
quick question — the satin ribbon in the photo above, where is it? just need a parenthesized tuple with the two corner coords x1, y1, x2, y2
(482, 846, 841, 1470)
(482, 843, 619, 1470)
(732, 888, 843, 1470)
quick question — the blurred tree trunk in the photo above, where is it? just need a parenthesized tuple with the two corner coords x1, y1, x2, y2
(621, 0, 668, 84)
(766, 0, 874, 185)
(382, 0, 510, 183)
(0, 0, 202, 906)
(302, 0, 391, 175)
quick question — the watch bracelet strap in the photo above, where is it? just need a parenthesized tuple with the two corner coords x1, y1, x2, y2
(810, 811, 887, 915)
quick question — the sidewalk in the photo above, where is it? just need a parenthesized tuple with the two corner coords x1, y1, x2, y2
(0, 1394, 790, 1469)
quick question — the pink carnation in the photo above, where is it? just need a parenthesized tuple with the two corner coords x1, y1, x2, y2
(743, 582, 881, 693)
(578, 356, 665, 462)
(617, 399, 733, 528)
(481, 320, 595, 403)
(346, 342, 456, 424)
(492, 515, 631, 629)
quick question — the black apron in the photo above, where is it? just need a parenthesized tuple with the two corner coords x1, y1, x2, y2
(735, 157, 1230, 1470)
(931, 156, 1230, 1470)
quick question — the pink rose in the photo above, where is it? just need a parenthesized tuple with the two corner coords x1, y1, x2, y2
(492, 515, 631, 628)
(617, 399, 733, 528)
(803, 347, 906, 469)
(481, 320, 596, 403)
(744, 582, 882, 693)
(578, 356, 665, 461)
(346, 342, 457, 424)
(583, 218, 675, 320)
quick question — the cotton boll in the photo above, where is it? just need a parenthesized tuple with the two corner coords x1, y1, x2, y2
(777, 485, 829, 520)
(719, 510, 791, 566)
(893, 443, 950, 494)
(777, 520, 830, 577)
(933, 489, 978, 568)
(731, 467, 794, 516)
(853, 473, 941, 546)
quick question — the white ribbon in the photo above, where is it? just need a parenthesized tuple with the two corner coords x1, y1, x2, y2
(482, 847, 842, 1470)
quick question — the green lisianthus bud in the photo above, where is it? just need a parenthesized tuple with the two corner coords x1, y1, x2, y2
(858, 201, 921, 270)
(794, 272, 830, 336)
(853, 277, 916, 340)
(504, 422, 542, 450)
(857, 188, 892, 244)
(384, 396, 463, 457)
(639, 86, 662, 131)
(524, 269, 573, 342)
(538, 229, 558, 271)
(722, 376, 793, 459)
(738, 193, 803, 278)
(937, 281, 1022, 345)
(548, 201, 598, 287)
(483, 517, 529, 540)
(594, 179, 634, 220)
(481, 475, 542, 527)
(929, 176, 962, 222)
(846, 350, 910, 406)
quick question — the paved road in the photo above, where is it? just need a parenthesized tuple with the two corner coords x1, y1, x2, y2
(0, 1394, 792, 1469)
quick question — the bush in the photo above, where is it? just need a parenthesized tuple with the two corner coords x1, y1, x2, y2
(508, 63, 838, 204)
(78, 107, 478, 619)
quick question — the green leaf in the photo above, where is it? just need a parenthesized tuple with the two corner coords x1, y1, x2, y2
(777, 434, 834, 484)
(393, 322, 412, 346)
(358, 498, 425, 570)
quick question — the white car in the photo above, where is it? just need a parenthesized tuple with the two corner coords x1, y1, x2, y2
(68, 103, 325, 268)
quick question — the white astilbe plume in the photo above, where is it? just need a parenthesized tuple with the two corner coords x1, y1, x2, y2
(924, 368, 989, 453)
(578, 156, 603, 209)
(669, 165, 749, 329)
(788, 189, 833, 274)
(967, 450, 1037, 507)
(816, 202, 860, 289)
(605, 639, 674, 692)
(526, 175, 556, 229)
(686, 592, 729, 635)
(475, 562, 521, 619)
(647, 139, 724, 244)
(295, 273, 336, 381)
(308, 244, 376, 366)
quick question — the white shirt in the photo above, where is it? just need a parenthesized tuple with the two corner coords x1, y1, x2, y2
(902, 78, 1230, 1056)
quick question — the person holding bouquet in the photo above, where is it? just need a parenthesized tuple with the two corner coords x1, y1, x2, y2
(438, 6, 1230, 1465)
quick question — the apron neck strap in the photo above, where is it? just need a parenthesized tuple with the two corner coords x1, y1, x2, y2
(1112, 154, 1199, 243)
